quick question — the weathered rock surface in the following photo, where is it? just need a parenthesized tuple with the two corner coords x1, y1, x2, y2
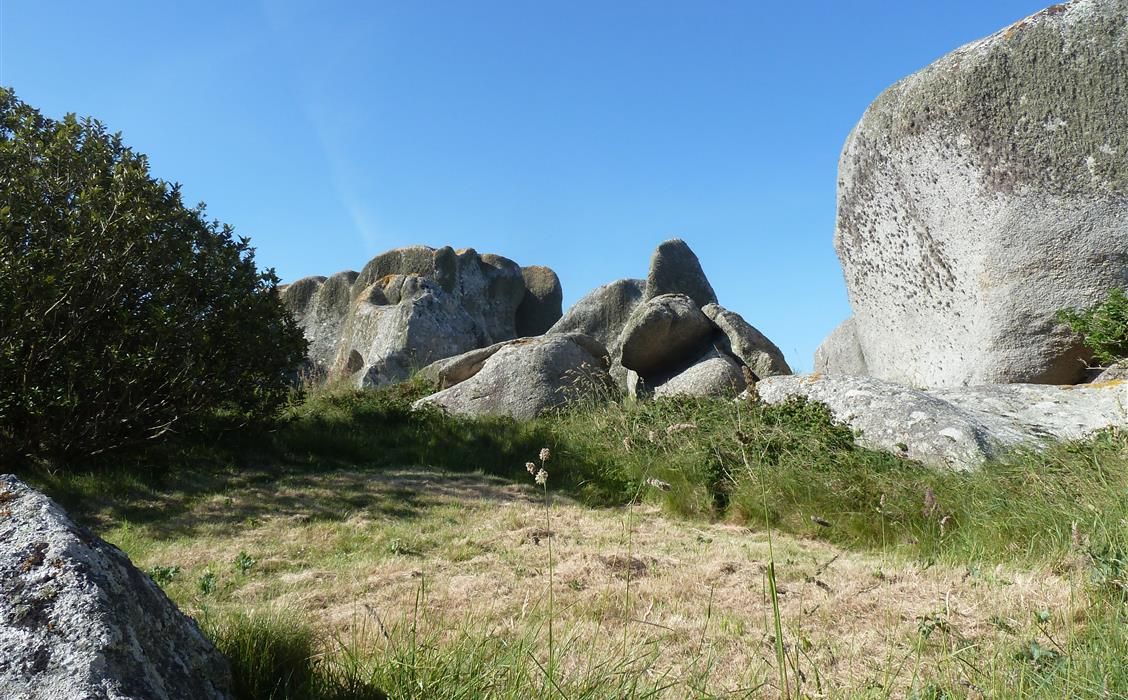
(282, 271, 358, 370)
(619, 294, 713, 376)
(702, 303, 790, 379)
(757, 374, 1128, 470)
(644, 347, 747, 398)
(515, 266, 564, 337)
(548, 278, 645, 389)
(417, 339, 513, 390)
(645, 238, 717, 309)
(282, 246, 562, 386)
(1080, 362, 1128, 384)
(835, 0, 1128, 387)
(548, 278, 645, 351)
(334, 277, 483, 387)
(0, 475, 232, 700)
(813, 317, 868, 377)
(413, 334, 611, 419)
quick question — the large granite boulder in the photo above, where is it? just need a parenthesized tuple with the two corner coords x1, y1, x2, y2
(757, 374, 1128, 470)
(282, 246, 562, 386)
(515, 266, 563, 337)
(834, 0, 1128, 387)
(413, 334, 611, 419)
(644, 238, 718, 309)
(813, 317, 869, 377)
(0, 475, 232, 699)
(702, 303, 790, 379)
(619, 294, 714, 376)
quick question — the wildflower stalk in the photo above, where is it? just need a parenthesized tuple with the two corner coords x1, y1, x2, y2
(532, 447, 556, 685)
(542, 475, 554, 679)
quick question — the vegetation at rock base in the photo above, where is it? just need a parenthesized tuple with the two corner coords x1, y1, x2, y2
(0, 88, 307, 463)
(23, 380, 1128, 699)
(1058, 288, 1128, 367)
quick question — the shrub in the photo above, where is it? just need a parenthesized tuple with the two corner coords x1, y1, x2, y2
(0, 89, 307, 463)
(1057, 289, 1128, 366)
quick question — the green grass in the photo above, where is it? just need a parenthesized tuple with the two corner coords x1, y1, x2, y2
(17, 381, 1128, 699)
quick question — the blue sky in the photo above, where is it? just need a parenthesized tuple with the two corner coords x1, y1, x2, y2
(2, 1, 1047, 370)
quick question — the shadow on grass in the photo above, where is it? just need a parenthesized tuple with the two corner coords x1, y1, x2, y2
(20, 380, 630, 537)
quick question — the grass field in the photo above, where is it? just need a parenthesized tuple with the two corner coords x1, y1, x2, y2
(21, 381, 1128, 699)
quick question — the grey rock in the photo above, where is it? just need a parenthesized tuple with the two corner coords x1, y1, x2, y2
(651, 347, 747, 398)
(835, 0, 1128, 387)
(549, 278, 644, 391)
(1089, 363, 1128, 383)
(283, 245, 559, 387)
(549, 278, 645, 351)
(813, 317, 868, 377)
(414, 333, 611, 420)
(0, 475, 232, 700)
(644, 239, 717, 308)
(416, 339, 516, 390)
(334, 277, 483, 387)
(702, 303, 790, 379)
(619, 294, 713, 376)
(453, 250, 527, 344)
(352, 245, 439, 296)
(282, 271, 358, 371)
(757, 374, 1128, 470)
(516, 266, 564, 337)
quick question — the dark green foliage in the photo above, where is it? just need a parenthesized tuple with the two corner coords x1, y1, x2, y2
(1058, 289, 1128, 366)
(0, 89, 307, 462)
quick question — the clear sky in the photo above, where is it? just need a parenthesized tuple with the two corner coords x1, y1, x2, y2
(2, 1, 1048, 370)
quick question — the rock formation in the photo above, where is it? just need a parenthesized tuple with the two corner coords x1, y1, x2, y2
(548, 239, 790, 399)
(0, 475, 232, 700)
(619, 294, 714, 377)
(827, 0, 1128, 387)
(757, 374, 1128, 470)
(413, 333, 611, 419)
(644, 238, 718, 309)
(282, 246, 564, 387)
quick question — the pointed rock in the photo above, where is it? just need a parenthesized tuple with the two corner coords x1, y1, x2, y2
(644, 239, 717, 308)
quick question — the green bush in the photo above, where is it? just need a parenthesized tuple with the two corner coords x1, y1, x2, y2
(1058, 289, 1128, 366)
(0, 89, 307, 463)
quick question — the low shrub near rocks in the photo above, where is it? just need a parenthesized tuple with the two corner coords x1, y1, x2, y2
(1058, 288, 1128, 367)
(0, 89, 307, 465)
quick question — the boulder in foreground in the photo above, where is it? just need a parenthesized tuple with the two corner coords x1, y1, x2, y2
(833, 0, 1128, 387)
(0, 475, 232, 700)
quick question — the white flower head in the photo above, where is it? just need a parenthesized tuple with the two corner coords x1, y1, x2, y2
(539, 447, 551, 462)
(526, 462, 537, 475)
(535, 469, 549, 485)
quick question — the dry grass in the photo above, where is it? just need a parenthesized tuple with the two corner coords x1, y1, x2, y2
(100, 467, 1082, 697)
